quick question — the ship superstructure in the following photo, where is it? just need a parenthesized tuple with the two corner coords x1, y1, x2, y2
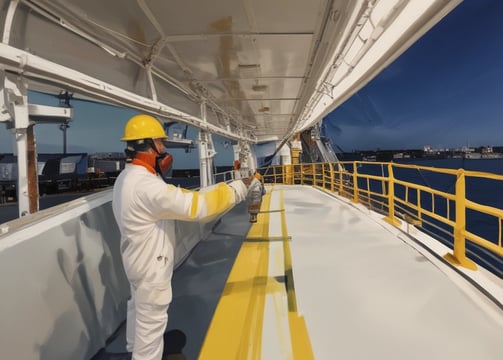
(3, 2, 502, 360)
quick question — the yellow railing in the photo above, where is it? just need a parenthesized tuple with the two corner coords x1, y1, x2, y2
(258, 161, 503, 272)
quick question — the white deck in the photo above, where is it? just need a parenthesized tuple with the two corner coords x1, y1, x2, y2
(280, 185, 503, 359)
(99, 185, 503, 359)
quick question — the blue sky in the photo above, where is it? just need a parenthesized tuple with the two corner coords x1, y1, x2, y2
(0, 0, 501, 164)
(324, 0, 503, 152)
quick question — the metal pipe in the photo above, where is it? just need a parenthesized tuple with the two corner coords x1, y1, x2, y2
(2, 0, 19, 44)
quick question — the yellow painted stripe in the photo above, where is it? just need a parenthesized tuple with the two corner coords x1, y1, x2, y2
(199, 192, 272, 359)
(238, 193, 272, 359)
(200, 187, 314, 359)
(288, 313, 314, 359)
(247, 192, 271, 240)
(279, 189, 315, 360)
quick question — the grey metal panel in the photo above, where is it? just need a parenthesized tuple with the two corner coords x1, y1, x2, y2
(0, 0, 331, 140)
(8, 1, 202, 119)
(0, 201, 129, 360)
(152, 76, 202, 119)
(0, 190, 216, 359)
(0, 1, 9, 31)
(10, 5, 148, 97)
(0, 162, 16, 181)
(147, 0, 253, 34)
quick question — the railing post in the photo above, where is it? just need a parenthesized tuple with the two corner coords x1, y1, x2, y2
(383, 163, 401, 226)
(284, 164, 292, 185)
(352, 162, 359, 203)
(444, 169, 477, 270)
(417, 189, 422, 223)
(339, 164, 344, 195)
(328, 162, 334, 192)
(322, 163, 326, 189)
(312, 163, 316, 186)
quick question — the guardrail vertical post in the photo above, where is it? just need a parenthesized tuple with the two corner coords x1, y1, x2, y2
(339, 163, 344, 195)
(352, 162, 359, 203)
(312, 163, 316, 186)
(322, 163, 326, 189)
(383, 163, 401, 226)
(328, 162, 334, 192)
(286, 165, 291, 185)
(417, 188, 422, 223)
(444, 169, 477, 270)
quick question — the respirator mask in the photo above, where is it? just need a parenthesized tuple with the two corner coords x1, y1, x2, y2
(127, 138, 174, 177)
(155, 151, 173, 176)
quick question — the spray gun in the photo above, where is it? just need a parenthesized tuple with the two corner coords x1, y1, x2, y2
(233, 160, 264, 223)
(246, 173, 264, 223)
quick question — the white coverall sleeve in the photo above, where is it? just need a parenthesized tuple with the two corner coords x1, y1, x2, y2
(137, 178, 248, 222)
(227, 179, 248, 203)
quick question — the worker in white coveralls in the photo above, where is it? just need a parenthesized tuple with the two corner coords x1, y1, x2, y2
(112, 114, 254, 360)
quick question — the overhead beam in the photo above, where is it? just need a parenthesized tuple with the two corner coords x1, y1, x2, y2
(191, 76, 305, 82)
(2, 0, 19, 44)
(27, 104, 73, 122)
(159, 32, 314, 42)
(0, 44, 255, 142)
(217, 98, 300, 102)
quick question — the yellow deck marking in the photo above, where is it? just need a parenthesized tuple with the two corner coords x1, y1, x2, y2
(199, 192, 272, 359)
(279, 189, 315, 360)
(199, 187, 314, 359)
(288, 313, 314, 359)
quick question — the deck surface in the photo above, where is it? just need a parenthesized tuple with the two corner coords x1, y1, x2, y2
(99, 185, 503, 360)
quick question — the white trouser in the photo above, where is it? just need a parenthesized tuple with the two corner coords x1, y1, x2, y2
(126, 284, 171, 360)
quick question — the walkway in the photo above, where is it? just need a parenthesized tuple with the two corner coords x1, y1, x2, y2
(102, 185, 503, 359)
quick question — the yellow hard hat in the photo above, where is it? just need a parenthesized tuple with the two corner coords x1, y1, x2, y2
(120, 114, 167, 141)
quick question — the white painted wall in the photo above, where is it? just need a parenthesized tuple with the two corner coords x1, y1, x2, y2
(0, 189, 215, 360)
